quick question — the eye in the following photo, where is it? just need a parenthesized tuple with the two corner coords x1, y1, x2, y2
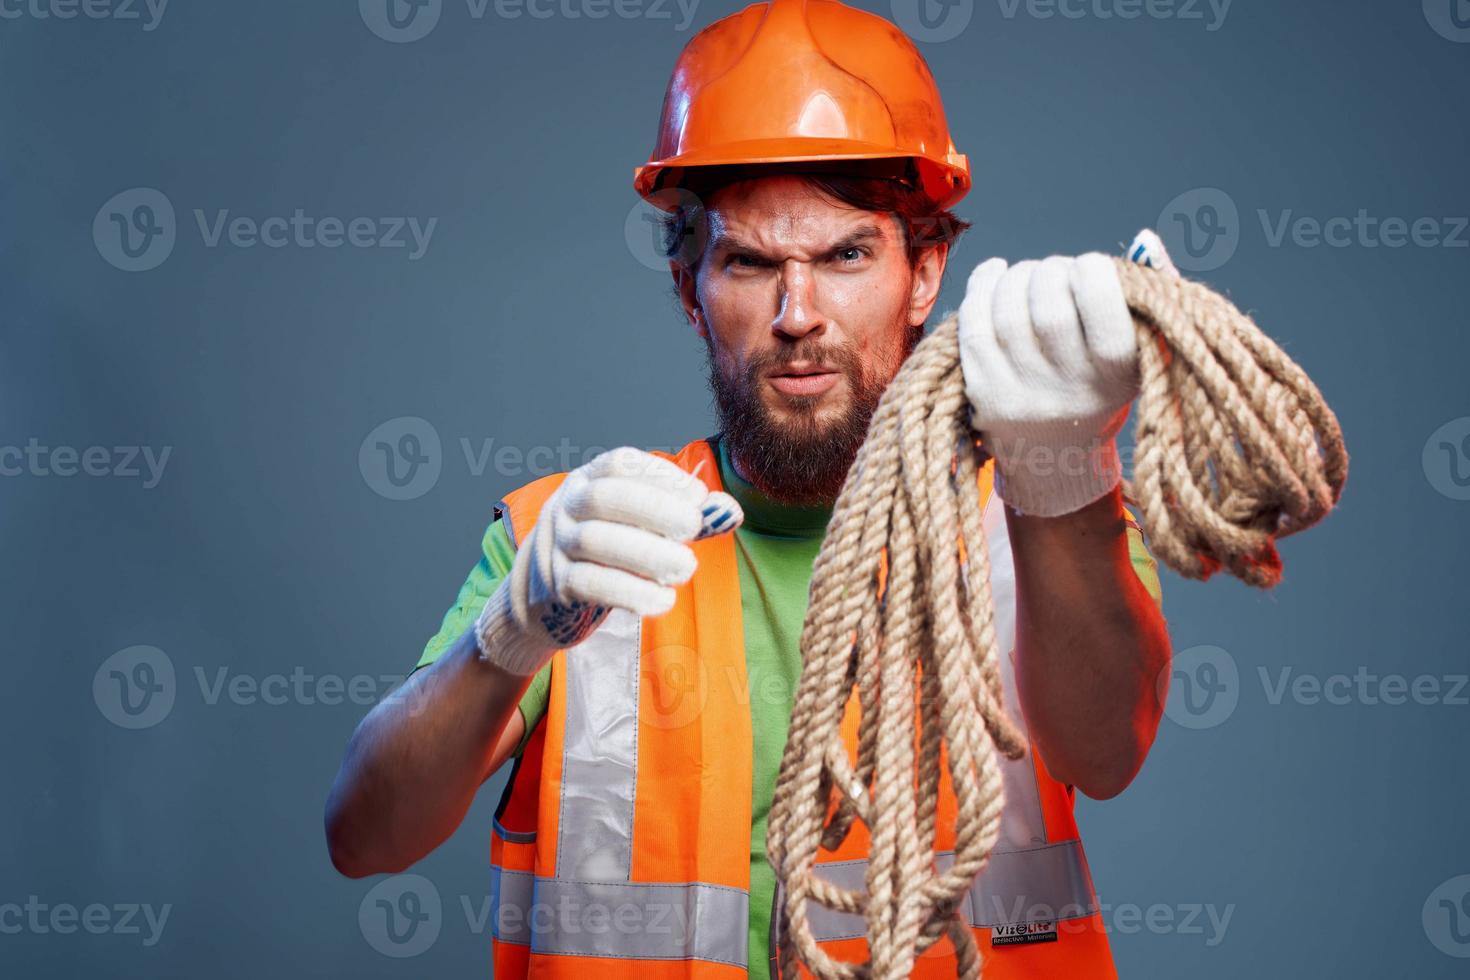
(729, 253, 768, 270)
(834, 246, 869, 265)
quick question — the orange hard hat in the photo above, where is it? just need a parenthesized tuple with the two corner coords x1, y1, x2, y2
(633, 0, 971, 211)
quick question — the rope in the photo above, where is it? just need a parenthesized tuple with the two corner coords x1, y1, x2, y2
(765, 257, 1348, 979)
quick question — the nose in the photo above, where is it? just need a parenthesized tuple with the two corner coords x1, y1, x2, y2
(771, 260, 826, 340)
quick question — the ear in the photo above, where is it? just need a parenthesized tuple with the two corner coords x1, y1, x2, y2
(906, 242, 950, 328)
(671, 261, 708, 340)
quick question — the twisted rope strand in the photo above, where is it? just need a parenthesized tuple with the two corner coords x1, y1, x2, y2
(768, 259, 1347, 979)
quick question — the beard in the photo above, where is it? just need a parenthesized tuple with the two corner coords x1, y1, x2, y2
(706, 323, 923, 506)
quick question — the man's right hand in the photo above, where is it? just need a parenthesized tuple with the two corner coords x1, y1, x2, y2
(474, 446, 743, 676)
(325, 446, 743, 877)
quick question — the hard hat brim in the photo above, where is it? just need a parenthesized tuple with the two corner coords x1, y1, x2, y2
(635, 137, 970, 212)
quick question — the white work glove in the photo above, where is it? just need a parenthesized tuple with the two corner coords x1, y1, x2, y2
(957, 248, 1141, 518)
(474, 446, 743, 675)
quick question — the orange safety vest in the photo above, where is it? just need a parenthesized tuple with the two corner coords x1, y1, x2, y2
(487, 437, 1117, 979)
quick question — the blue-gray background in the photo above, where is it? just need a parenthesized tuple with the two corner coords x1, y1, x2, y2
(3, 0, 1468, 976)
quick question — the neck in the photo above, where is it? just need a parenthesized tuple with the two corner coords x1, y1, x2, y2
(716, 437, 835, 535)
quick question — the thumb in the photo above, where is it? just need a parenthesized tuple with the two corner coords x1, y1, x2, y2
(693, 491, 744, 540)
(1127, 228, 1178, 277)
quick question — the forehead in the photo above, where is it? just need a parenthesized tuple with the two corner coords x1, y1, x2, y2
(703, 174, 898, 252)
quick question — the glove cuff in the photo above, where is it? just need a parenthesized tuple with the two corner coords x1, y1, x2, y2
(987, 428, 1122, 518)
(474, 582, 556, 677)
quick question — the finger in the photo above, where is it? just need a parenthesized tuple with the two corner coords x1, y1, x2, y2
(1071, 253, 1138, 382)
(960, 257, 1009, 320)
(958, 257, 1018, 426)
(1028, 255, 1088, 371)
(990, 260, 1053, 383)
(559, 519, 697, 586)
(562, 560, 677, 618)
(581, 447, 708, 506)
(694, 491, 743, 540)
(564, 476, 704, 541)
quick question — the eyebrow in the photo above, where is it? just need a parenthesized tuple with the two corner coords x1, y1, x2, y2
(709, 222, 889, 261)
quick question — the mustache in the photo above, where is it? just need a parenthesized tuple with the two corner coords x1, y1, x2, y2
(745, 341, 861, 378)
(706, 336, 887, 506)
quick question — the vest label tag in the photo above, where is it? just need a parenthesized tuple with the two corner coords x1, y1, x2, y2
(990, 921, 1059, 946)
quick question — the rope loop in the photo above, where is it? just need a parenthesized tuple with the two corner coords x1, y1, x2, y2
(767, 259, 1347, 979)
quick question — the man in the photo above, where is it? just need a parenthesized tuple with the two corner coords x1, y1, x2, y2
(325, 1, 1172, 977)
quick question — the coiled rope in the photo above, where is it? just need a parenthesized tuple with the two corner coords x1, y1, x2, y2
(765, 254, 1348, 979)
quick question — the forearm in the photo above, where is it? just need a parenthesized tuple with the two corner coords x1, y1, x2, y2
(1007, 485, 1171, 799)
(324, 625, 530, 877)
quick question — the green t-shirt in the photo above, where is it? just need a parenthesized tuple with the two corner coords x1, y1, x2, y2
(417, 438, 1164, 979)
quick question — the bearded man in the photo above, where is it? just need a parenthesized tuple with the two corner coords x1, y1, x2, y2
(325, 2, 1171, 977)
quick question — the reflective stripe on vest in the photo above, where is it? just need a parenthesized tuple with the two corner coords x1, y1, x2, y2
(496, 589, 752, 968)
(491, 600, 751, 967)
(492, 866, 750, 965)
(556, 606, 641, 881)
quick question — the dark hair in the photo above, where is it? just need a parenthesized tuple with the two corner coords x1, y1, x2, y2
(655, 159, 972, 273)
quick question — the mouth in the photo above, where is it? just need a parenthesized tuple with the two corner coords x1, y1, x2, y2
(766, 363, 840, 397)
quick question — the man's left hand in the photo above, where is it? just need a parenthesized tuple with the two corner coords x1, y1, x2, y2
(957, 253, 1140, 518)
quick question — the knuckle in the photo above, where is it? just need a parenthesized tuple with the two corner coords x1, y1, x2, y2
(561, 521, 590, 558)
(559, 479, 593, 521)
(578, 478, 616, 518)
